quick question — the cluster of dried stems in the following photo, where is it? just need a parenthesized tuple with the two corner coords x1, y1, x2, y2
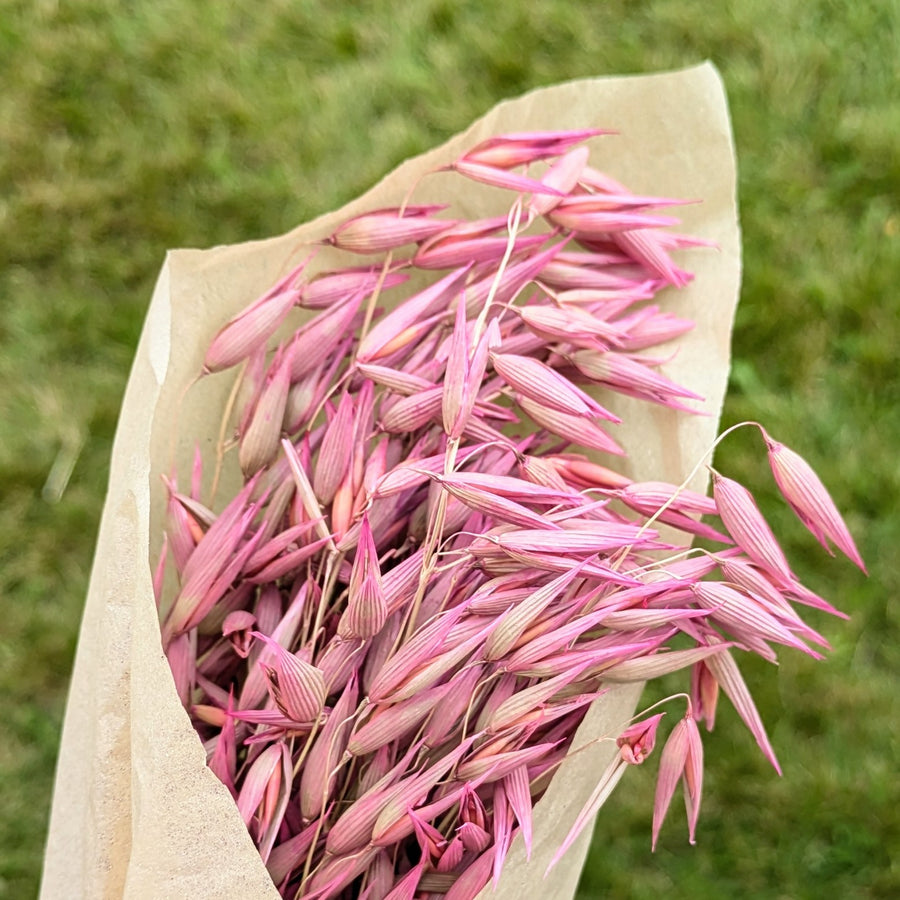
(155, 130, 863, 900)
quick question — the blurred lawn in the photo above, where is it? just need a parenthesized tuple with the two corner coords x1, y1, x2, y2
(1, 1, 897, 898)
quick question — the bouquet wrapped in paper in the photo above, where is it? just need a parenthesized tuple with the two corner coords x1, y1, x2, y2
(41, 63, 863, 900)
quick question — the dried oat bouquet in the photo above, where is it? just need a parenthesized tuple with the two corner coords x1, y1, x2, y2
(154, 126, 863, 900)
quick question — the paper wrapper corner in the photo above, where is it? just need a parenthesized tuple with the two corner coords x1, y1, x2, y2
(41, 62, 740, 900)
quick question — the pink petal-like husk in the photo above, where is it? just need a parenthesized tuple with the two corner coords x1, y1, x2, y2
(357, 265, 471, 363)
(683, 716, 704, 844)
(203, 289, 299, 373)
(651, 718, 690, 850)
(548, 756, 627, 873)
(517, 396, 624, 455)
(503, 765, 534, 858)
(314, 391, 356, 504)
(383, 860, 425, 900)
(765, 435, 866, 572)
(299, 675, 358, 819)
(492, 351, 604, 417)
(712, 471, 793, 581)
(443, 848, 493, 900)
(454, 159, 565, 196)
(705, 645, 782, 774)
(531, 145, 591, 215)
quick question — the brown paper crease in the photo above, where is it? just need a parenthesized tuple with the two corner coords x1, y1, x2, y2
(41, 62, 740, 900)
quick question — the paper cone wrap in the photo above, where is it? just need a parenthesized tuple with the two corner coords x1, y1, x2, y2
(41, 62, 740, 900)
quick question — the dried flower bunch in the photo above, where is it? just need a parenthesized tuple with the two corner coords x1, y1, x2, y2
(155, 129, 863, 899)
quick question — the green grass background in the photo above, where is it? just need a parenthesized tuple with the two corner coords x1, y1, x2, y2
(1, 1, 897, 897)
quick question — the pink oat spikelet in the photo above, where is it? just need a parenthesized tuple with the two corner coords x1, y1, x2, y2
(651, 710, 704, 850)
(764, 430, 866, 572)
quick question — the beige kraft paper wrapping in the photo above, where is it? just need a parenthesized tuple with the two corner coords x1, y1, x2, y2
(41, 62, 740, 900)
